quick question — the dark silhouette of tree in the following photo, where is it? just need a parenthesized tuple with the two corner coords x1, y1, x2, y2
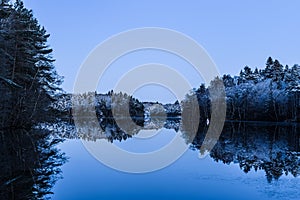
(0, 128, 66, 199)
(263, 56, 274, 79)
(187, 57, 300, 122)
(272, 60, 284, 81)
(0, 0, 63, 128)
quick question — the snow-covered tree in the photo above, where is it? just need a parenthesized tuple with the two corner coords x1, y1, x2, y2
(0, 0, 63, 128)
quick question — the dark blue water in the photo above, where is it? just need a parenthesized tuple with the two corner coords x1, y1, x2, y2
(1, 122, 299, 199)
(52, 125, 300, 200)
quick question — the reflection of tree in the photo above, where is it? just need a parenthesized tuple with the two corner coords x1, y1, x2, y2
(181, 78, 226, 153)
(0, 129, 66, 199)
(181, 92, 200, 145)
(60, 116, 182, 143)
(100, 118, 138, 143)
(70, 91, 146, 142)
(163, 118, 180, 132)
(188, 122, 300, 182)
(56, 118, 136, 143)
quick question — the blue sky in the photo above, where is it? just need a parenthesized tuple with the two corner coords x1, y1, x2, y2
(23, 0, 300, 96)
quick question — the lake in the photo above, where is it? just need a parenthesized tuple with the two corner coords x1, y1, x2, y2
(1, 120, 299, 200)
(4, 119, 299, 200)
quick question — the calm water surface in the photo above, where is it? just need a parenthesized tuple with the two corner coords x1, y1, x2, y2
(51, 122, 300, 200)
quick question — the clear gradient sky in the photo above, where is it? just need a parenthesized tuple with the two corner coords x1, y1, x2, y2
(23, 0, 300, 95)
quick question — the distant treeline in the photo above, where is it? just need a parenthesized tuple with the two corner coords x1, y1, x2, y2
(71, 91, 145, 127)
(62, 57, 300, 125)
(1, 2, 300, 130)
(183, 57, 300, 122)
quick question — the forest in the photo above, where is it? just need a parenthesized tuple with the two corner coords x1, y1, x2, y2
(182, 57, 300, 123)
(0, 1, 299, 199)
(1, 1, 300, 130)
(0, 2, 66, 199)
(0, 0, 63, 129)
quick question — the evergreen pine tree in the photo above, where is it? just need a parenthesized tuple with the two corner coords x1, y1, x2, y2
(0, 0, 63, 128)
(264, 57, 274, 79)
(272, 59, 283, 81)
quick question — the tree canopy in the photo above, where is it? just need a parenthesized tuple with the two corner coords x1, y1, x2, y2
(0, 0, 63, 128)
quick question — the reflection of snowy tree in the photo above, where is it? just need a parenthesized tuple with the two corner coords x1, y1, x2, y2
(188, 122, 300, 182)
(181, 91, 200, 144)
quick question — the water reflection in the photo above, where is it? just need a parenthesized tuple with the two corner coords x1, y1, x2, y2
(61, 117, 300, 182)
(209, 122, 300, 182)
(4, 117, 297, 198)
(180, 120, 299, 182)
(0, 128, 67, 199)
